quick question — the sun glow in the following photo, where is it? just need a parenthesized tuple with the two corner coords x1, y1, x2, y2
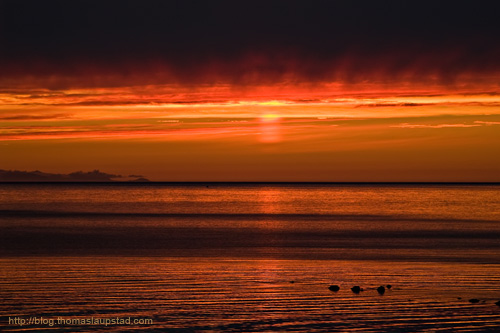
(259, 114, 281, 123)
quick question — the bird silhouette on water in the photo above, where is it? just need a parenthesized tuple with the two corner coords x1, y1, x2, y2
(328, 285, 340, 292)
(351, 286, 362, 293)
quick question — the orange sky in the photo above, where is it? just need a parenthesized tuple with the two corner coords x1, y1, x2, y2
(1, 0, 500, 181)
(1, 81, 499, 181)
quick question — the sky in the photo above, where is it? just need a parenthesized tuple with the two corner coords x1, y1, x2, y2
(1, 0, 499, 181)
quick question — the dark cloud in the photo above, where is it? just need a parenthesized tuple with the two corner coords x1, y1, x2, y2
(357, 103, 429, 108)
(0, 169, 122, 182)
(1, 1, 500, 88)
(0, 114, 72, 120)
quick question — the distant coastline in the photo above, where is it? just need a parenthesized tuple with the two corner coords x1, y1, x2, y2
(1, 169, 499, 184)
(0, 169, 149, 182)
(0, 181, 498, 186)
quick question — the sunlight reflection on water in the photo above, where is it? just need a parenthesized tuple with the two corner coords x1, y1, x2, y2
(0, 184, 499, 331)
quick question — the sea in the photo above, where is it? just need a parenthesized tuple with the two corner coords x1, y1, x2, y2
(0, 183, 499, 332)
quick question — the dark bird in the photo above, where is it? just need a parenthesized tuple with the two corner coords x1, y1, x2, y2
(351, 286, 362, 293)
(386, 284, 392, 289)
(328, 285, 340, 292)
(469, 299, 480, 303)
(377, 286, 386, 295)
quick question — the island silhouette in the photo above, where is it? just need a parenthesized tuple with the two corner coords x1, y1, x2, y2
(0, 169, 149, 182)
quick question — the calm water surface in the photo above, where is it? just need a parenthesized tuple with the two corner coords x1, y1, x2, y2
(0, 184, 499, 331)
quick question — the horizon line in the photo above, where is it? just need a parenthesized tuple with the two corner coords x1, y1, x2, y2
(1, 181, 499, 185)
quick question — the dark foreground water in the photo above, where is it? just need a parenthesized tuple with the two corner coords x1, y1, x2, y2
(0, 184, 499, 332)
